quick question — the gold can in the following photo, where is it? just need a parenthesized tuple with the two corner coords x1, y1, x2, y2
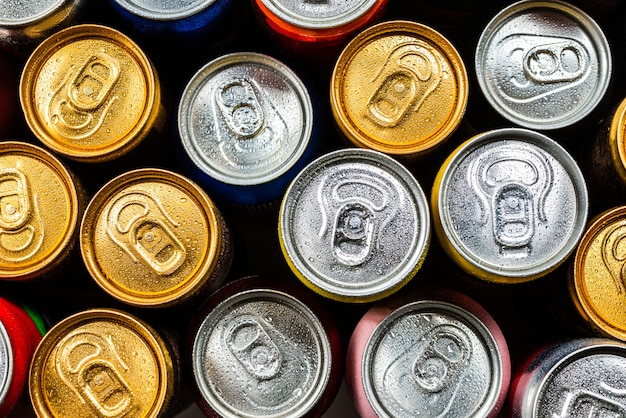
(80, 168, 232, 308)
(0, 141, 83, 281)
(330, 20, 468, 158)
(571, 206, 626, 341)
(29, 308, 177, 417)
(19, 24, 165, 163)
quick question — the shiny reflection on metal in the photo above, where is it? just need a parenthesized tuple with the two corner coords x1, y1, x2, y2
(258, 0, 380, 29)
(0, 321, 12, 408)
(112, 0, 217, 20)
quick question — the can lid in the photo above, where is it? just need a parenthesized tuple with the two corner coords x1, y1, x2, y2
(0, 141, 80, 280)
(81, 168, 224, 307)
(0, 321, 13, 408)
(0, 0, 65, 26)
(361, 300, 506, 417)
(573, 206, 626, 341)
(29, 308, 173, 417)
(279, 148, 430, 302)
(20, 24, 161, 162)
(331, 20, 468, 157)
(178, 52, 312, 186)
(475, 0, 611, 130)
(609, 98, 626, 186)
(192, 288, 332, 417)
(258, 0, 380, 30)
(112, 0, 217, 20)
(433, 128, 588, 283)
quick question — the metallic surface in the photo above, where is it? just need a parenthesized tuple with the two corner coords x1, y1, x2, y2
(258, 0, 380, 29)
(331, 20, 468, 157)
(0, 321, 12, 408)
(20, 24, 163, 162)
(432, 128, 588, 283)
(192, 288, 332, 417)
(572, 206, 626, 341)
(30, 308, 175, 418)
(279, 148, 430, 302)
(112, 0, 218, 19)
(0, 141, 81, 281)
(475, 0, 611, 130)
(510, 338, 626, 417)
(80, 168, 231, 308)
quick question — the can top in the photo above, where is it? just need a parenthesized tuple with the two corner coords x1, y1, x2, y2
(573, 206, 626, 341)
(433, 128, 588, 283)
(20, 24, 161, 163)
(609, 97, 626, 186)
(0, 0, 65, 26)
(0, 321, 12, 408)
(29, 308, 173, 417)
(258, 0, 380, 30)
(192, 288, 332, 418)
(0, 141, 80, 280)
(279, 148, 430, 302)
(179, 52, 312, 186)
(81, 168, 224, 308)
(331, 20, 468, 157)
(475, 0, 611, 130)
(112, 0, 217, 20)
(361, 300, 506, 417)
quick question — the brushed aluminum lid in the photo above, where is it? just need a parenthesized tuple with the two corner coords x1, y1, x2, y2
(0, 0, 64, 26)
(112, 0, 217, 20)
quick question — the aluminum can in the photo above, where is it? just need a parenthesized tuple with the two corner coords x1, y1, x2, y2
(279, 148, 431, 303)
(330, 21, 468, 159)
(188, 275, 343, 418)
(178, 52, 316, 207)
(570, 206, 626, 341)
(20, 24, 165, 163)
(29, 308, 179, 417)
(80, 168, 232, 308)
(432, 128, 588, 284)
(347, 288, 510, 417)
(510, 338, 626, 417)
(0, 0, 85, 56)
(475, 0, 612, 130)
(0, 141, 84, 281)
(252, 0, 388, 61)
(0, 296, 44, 417)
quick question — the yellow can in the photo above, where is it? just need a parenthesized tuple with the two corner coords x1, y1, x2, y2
(0, 141, 83, 281)
(29, 308, 177, 417)
(20, 24, 164, 163)
(571, 206, 626, 341)
(330, 20, 468, 158)
(80, 168, 232, 308)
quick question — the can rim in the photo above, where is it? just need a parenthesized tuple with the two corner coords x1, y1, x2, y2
(475, 0, 612, 130)
(610, 98, 626, 186)
(279, 148, 431, 302)
(330, 20, 468, 156)
(0, 321, 13, 408)
(0, 0, 66, 27)
(178, 51, 313, 186)
(80, 168, 223, 307)
(432, 128, 589, 283)
(191, 288, 332, 418)
(112, 0, 218, 21)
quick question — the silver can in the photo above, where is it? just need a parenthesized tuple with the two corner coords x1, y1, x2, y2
(510, 338, 626, 417)
(432, 128, 588, 283)
(475, 0, 611, 130)
(0, 322, 11, 410)
(178, 52, 314, 206)
(279, 148, 431, 303)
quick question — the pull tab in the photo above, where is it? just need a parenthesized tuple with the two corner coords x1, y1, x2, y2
(331, 202, 374, 266)
(602, 224, 626, 294)
(56, 332, 135, 417)
(225, 316, 282, 380)
(524, 41, 587, 83)
(367, 42, 442, 127)
(0, 168, 30, 231)
(216, 78, 264, 138)
(70, 55, 120, 111)
(553, 389, 626, 418)
(492, 183, 535, 251)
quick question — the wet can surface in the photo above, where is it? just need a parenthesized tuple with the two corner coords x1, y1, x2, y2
(80, 168, 232, 308)
(0, 141, 83, 281)
(331, 20, 468, 159)
(432, 128, 588, 283)
(347, 288, 510, 417)
(188, 276, 343, 418)
(178, 52, 315, 206)
(20, 24, 165, 163)
(279, 148, 431, 303)
(475, 0, 611, 130)
(571, 206, 626, 341)
(510, 338, 626, 417)
(29, 308, 178, 417)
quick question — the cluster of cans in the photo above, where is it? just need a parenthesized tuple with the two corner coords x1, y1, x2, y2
(2, 0, 626, 417)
